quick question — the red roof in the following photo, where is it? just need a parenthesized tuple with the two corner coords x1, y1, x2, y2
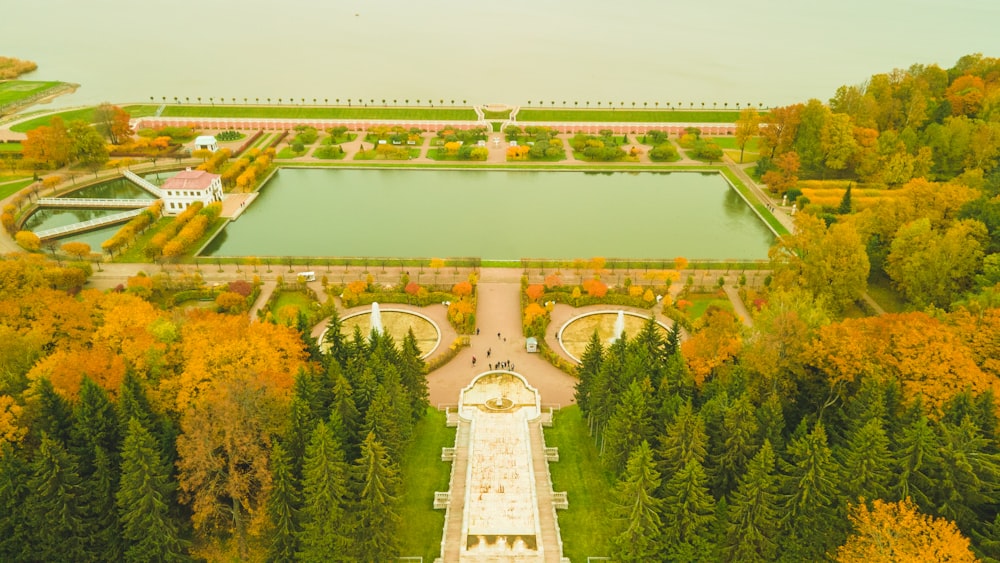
(162, 169, 219, 191)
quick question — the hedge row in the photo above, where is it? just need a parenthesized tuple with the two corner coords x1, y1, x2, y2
(162, 203, 221, 258)
(100, 200, 164, 256)
(196, 148, 231, 173)
(146, 201, 204, 259)
(233, 130, 263, 156)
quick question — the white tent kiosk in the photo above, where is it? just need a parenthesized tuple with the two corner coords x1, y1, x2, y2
(194, 135, 218, 152)
(525, 336, 538, 353)
(297, 271, 316, 282)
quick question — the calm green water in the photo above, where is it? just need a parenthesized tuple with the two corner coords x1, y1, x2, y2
(3, 1, 994, 108)
(203, 169, 774, 260)
(24, 171, 173, 248)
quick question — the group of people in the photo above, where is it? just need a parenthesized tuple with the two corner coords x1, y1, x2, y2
(469, 331, 515, 372)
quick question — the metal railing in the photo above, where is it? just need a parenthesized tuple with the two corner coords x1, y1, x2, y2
(34, 209, 142, 239)
(36, 197, 149, 208)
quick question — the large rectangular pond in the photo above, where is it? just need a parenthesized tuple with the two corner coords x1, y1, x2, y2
(202, 169, 775, 260)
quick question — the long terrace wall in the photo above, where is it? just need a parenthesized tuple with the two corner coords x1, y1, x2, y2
(134, 117, 485, 132)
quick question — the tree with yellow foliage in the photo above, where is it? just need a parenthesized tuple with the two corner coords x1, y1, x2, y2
(836, 498, 976, 563)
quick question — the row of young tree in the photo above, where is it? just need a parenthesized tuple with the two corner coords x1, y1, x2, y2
(577, 315, 998, 561)
(0, 254, 432, 560)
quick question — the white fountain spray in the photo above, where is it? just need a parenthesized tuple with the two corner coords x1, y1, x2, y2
(370, 302, 384, 336)
(609, 310, 625, 344)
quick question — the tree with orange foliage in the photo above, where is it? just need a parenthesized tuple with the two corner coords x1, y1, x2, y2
(452, 281, 473, 297)
(14, 231, 40, 251)
(60, 241, 91, 261)
(525, 284, 545, 301)
(582, 278, 608, 298)
(804, 312, 996, 413)
(681, 307, 743, 386)
(544, 273, 562, 288)
(674, 257, 688, 271)
(93, 103, 133, 144)
(762, 151, 800, 195)
(404, 282, 421, 296)
(523, 302, 547, 330)
(176, 372, 286, 559)
(215, 291, 247, 314)
(21, 116, 72, 169)
(945, 75, 986, 117)
(836, 498, 976, 563)
(0, 395, 25, 448)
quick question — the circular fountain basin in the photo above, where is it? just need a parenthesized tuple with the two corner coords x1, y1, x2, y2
(557, 311, 671, 362)
(322, 309, 440, 359)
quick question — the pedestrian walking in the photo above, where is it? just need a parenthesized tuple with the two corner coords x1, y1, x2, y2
(472, 356, 477, 366)
(497, 332, 501, 339)
(476, 328, 480, 335)
(487, 348, 491, 358)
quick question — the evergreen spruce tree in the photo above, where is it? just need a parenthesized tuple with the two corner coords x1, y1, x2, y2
(838, 182, 853, 214)
(352, 431, 401, 561)
(664, 320, 681, 356)
(972, 512, 1000, 563)
(297, 421, 350, 562)
(31, 377, 74, 445)
(658, 400, 709, 478)
(117, 418, 187, 563)
(362, 383, 406, 459)
(399, 328, 429, 421)
(779, 422, 842, 560)
(117, 372, 177, 465)
(329, 372, 361, 449)
(713, 394, 761, 495)
(266, 442, 300, 563)
(839, 416, 893, 503)
(73, 377, 122, 466)
(723, 440, 780, 563)
(601, 378, 654, 474)
(574, 330, 604, 414)
(893, 414, 942, 511)
(661, 459, 716, 559)
(0, 444, 31, 561)
(27, 434, 88, 562)
(610, 441, 665, 561)
(631, 315, 667, 388)
(288, 371, 320, 474)
(86, 446, 123, 561)
(755, 393, 786, 453)
(322, 307, 350, 370)
(935, 416, 1000, 530)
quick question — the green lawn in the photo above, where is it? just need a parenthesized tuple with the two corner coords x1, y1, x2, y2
(685, 291, 733, 320)
(709, 136, 758, 150)
(160, 105, 477, 121)
(517, 108, 743, 123)
(482, 110, 511, 119)
(270, 290, 315, 315)
(111, 215, 176, 262)
(545, 406, 616, 561)
(398, 408, 455, 560)
(11, 104, 158, 132)
(0, 178, 33, 199)
(0, 80, 62, 107)
(0, 142, 23, 152)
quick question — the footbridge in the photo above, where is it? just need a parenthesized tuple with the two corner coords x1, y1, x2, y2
(34, 209, 142, 240)
(122, 170, 164, 197)
(36, 198, 151, 209)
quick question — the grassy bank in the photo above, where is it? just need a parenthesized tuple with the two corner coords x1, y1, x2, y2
(517, 108, 743, 123)
(11, 104, 158, 132)
(398, 408, 456, 560)
(545, 406, 615, 561)
(0, 80, 64, 107)
(159, 105, 477, 121)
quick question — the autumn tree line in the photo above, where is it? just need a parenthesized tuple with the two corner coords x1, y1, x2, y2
(577, 309, 998, 561)
(736, 54, 1000, 312)
(0, 253, 430, 561)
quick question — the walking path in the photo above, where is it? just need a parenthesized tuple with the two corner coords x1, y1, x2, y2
(427, 268, 577, 408)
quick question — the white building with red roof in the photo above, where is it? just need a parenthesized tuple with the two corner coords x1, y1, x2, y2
(161, 168, 223, 215)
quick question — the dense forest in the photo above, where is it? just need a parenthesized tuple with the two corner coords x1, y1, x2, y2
(0, 253, 430, 561)
(587, 53, 1000, 561)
